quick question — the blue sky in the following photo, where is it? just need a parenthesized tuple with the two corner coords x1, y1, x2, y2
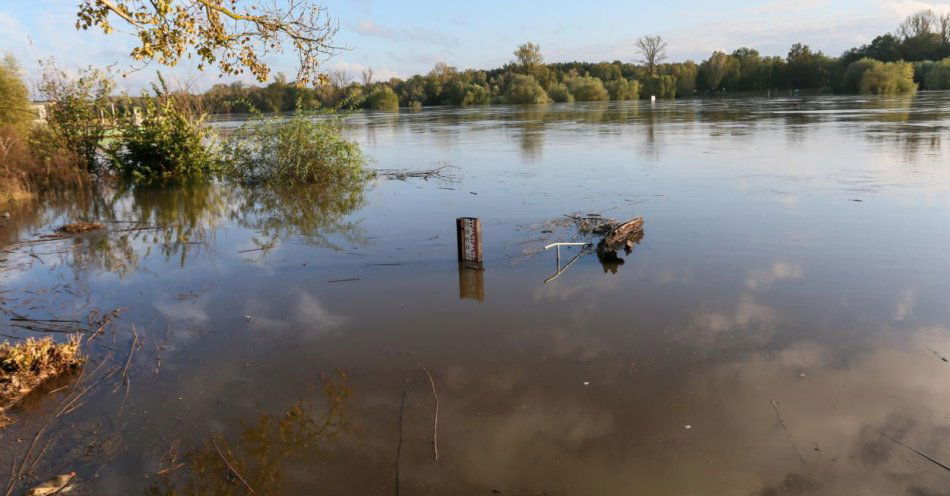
(2, 0, 950, 91)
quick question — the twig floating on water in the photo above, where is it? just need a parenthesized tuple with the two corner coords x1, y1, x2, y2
(327, 278, 361, 283)
(419, 365, 440, 461)
(864, 423, 950, 472)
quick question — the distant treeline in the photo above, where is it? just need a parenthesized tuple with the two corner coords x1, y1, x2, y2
(196, 9, 950, 113)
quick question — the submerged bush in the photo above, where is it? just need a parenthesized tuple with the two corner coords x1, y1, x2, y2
(111, 92, 221, 183)
(842, 58, 881, 93)
(567, 76, 609, 101)
(641, 75, 676, 99)
(606, 78, 641, 100)
(505, 75, 550, 104)
(223, 110, 367, 186)
(462, 84, 490, 105)
(924, 58, 950, 90)
(859, 61, 917, 95)
(365, 86, 400, 111)
(546, 82, 574, 103)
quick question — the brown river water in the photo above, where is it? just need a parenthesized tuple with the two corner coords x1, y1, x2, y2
(2, 94, 950, 495)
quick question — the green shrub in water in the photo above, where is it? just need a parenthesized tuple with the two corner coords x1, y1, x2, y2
(924, 58, 950, 90)
(858, 61, 917, 95)
(111, 94, 221, 183)
(223, 110, 367, 186)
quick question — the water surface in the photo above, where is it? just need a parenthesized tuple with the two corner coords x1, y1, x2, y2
(3, 94, 950, 495)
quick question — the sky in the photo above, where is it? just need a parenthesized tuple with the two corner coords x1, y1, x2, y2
(2, 0, 950, 91)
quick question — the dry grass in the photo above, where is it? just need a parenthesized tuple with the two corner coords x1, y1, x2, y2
(0, 336, 83, 426)
(0, 126, 89, 207)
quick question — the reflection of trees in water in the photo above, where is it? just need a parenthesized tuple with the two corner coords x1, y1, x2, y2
(5, 178, 368, 278)
(230, 180, 368, 251)
(145, 372, 351, 496)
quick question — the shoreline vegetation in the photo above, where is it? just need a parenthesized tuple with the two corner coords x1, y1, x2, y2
(189, 10, 950, 114)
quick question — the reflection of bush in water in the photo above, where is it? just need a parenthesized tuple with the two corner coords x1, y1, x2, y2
(231, 181, 368, 251)
(145, 372, 351, 496)
(43, 177, 367, 276)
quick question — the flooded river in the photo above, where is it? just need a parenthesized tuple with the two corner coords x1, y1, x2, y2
(3, 94, 950, 494)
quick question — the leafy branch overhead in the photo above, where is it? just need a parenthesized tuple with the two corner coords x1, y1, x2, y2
(76, 0, 341, 85)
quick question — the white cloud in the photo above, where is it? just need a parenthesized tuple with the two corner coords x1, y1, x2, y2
(881, 0, 950, 17)
(352, 19, 457, 47)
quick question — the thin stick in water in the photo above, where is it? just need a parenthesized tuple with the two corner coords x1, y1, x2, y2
(210, 437, 257, 495)
(419, 365, 439, 461)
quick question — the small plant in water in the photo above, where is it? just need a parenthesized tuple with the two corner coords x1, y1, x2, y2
(0, 335, 83, 427)
(223, 108, 367, 186)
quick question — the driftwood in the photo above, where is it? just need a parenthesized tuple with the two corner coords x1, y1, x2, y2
(596, 217, 644, 265)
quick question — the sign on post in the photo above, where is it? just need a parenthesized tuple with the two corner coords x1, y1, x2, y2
(456, 217, 483, 268)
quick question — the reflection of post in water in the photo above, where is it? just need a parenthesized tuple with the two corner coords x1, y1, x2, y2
(458, 263, 485, 302)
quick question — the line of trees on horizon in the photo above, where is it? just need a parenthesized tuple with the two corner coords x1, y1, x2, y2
(162, 9, 950, 113)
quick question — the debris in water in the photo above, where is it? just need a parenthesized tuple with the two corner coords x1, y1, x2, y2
(28, 472, 76, 496)
(596, 217, 644, 270)
(375, 162, 456, 181)
(56, 221, 103, 234)
(684, 425, 692, 430)
(1, 336, 83, 427)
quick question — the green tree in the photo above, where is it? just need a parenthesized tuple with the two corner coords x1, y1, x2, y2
(546, 82, 573, 102)
(513, 43, 544, 67)
(504, 74, 550, 104)
(842, 58, 881, 93)
(641, 74, 675, 98)
(699, 51, 739, 91)
(924, 58, 950, 89)
(859, 61, 917, 94)
(366, 86, 399, 110)
(606, 78, 640, 100)
(0, 55, 32, 133)
(567, 76, 609, 101)
(38, 62, 115, 171)
(76, 0, 340, 85)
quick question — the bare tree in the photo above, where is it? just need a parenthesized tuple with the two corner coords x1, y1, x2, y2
(76, 0, 341, 85)
(898, 10, 938, 39)
(361, 68, 375, 86)
(328, 69, 350, 88)
(635, 35, 668, 75)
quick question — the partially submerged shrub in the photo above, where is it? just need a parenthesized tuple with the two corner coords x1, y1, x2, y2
(641, 74, 676, 99)
(546, 82, 574, 103)
(111, 87, 221, 183)
(606, 78, 641, 100)
(842, 58, 881, 93)
(859, 61, 917, 95)
(462, 84, 490, 105)
(568, 76, 609, 101)
(924, 58, 950, 90)
(223, 110, 367, 186)
(365, 86, 399, 111)
(505, 74, 550, 104)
